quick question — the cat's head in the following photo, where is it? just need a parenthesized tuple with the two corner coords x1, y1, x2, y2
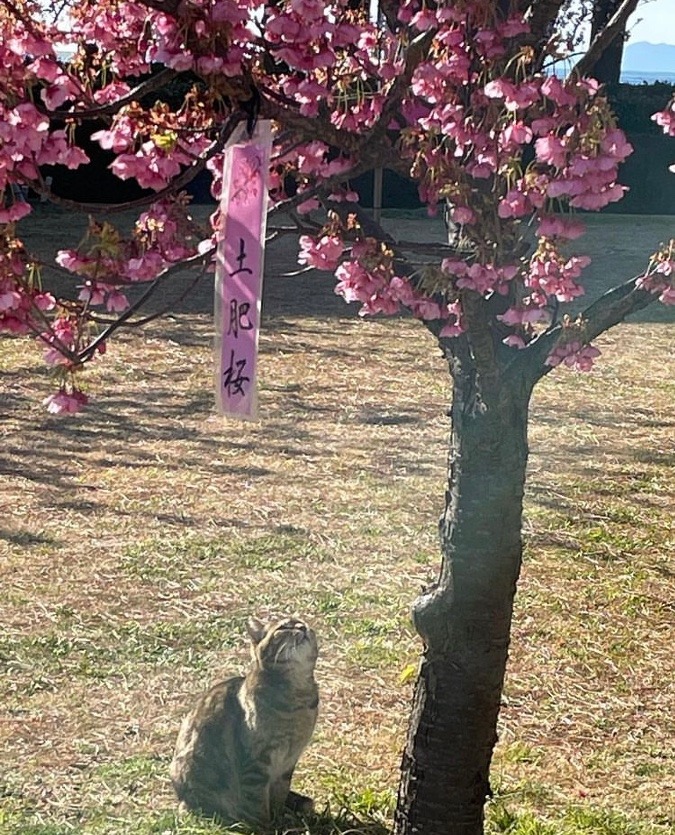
(247, 616, 318, 675)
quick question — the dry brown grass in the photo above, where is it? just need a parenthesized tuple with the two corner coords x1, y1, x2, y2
(0, 210, 673, 835)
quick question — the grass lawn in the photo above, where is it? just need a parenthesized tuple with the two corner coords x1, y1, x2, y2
(0, 209, 673, 835)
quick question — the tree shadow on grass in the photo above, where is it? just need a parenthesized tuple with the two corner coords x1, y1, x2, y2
(0, 528, 59, 547)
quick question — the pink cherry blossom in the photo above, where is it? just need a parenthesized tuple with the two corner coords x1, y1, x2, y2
(37, 131, 89, 168)
(498, 189, 531, 219)
(56, 250, 92, 274)
(601, 128, 633, 161)
(498, 17, 530, 38)
(441, 259, 469, 278)
(412, 63, 448, 104)
(546, 341, 601, 371)
(298, 235, 344, 271)
(540, 76, 577, 108)
(78, 282, 107, 306)
(92, 119, 137, 153)
(411, 8, 438, 31)
(0, 289, 22, 312)
(42, 317, 77, 365)
(296, 196, 320, 214)
(503, 334, 527, 348)
(93, 81, 132, 104)
(651, 100, 675, 136)
(527, 249, 590, 302)
(500, 121, 533, 149)
(41, 75, 81, 110)
(450, 206, 476, 225)
(334, 242, 401, 317)
(497, 305, 548, 326)
(0, 201, 31, 223)
(106, 290, 130, 312)
(484, 77, 540, 111)
(410, 296, 445, 320)
(658, 286, 675, 304)
(535, 135, 568, 168)
(0, 0, 671, 415)
(34, 293, 56, 312)
(124, 251, 166, 281)
(388, 276, 416, 308)
(43, 388, 89, 415)
(27, 57, 62, 83)
(635, 248, 675, 304)
(439, 301, 464, 337)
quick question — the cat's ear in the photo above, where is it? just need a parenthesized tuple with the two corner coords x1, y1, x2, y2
(246, 617, 267, 645)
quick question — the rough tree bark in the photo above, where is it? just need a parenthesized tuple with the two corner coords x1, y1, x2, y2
(394, 327, 534, 835)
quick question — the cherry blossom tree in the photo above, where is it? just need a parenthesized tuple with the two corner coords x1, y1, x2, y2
(1, 0, 673, 831)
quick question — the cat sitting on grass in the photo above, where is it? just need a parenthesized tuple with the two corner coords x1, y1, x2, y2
(170, 616, 319, 827)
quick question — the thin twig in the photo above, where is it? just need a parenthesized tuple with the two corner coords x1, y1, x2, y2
(76, 250, 210, 362)
(92, 262, 210, 329)
(51, 68, 178, 120)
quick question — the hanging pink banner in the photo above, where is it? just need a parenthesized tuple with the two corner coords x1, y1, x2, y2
(214, 121, 272, 420)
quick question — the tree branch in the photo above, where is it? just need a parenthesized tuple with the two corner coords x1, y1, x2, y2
(0, 0, 44, 36)
(60, 68, 178, 120)
(26, 155, 210, 215)
(266, 150, 399, 222)
(577, 275, 658, 342)
(90, 260, 210, 330)
(514, 273, 658, 385)
(569, 0, 639, 78)
(261, 98, 368, 157)
(524, 0, 568, 46)
(76, 250, 211, 362)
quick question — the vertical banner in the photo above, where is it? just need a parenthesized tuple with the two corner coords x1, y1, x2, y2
(214, 120, 272, 419)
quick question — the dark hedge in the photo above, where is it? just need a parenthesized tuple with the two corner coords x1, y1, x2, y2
(605, 82, 675, 214)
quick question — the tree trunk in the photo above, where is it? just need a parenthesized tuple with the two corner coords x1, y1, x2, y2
(589, 0, 625, 85)
(394, 359, 532, 835)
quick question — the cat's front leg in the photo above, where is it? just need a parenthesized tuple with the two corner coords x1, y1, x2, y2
(285, 789, 314, 815)
(269, 770, 293, 817)
(237, 773, 272, 827)
(271, 771, 314, 817)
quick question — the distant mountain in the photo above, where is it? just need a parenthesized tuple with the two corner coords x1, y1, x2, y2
(622, 41, 675, 74)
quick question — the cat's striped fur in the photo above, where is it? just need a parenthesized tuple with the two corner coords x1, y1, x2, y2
(170, 616, 319, 826)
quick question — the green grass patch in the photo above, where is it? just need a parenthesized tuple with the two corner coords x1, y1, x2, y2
(487, 805, 670, 835)
(120, 531, 332, 582)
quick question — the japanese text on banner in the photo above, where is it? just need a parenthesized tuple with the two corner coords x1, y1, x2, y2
(214, 121, 271, 419)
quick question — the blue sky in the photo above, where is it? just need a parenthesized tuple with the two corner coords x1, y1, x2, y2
(626, 0, 675, 45)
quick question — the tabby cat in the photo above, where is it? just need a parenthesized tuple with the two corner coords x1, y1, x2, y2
(170, 616, 319, 826)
